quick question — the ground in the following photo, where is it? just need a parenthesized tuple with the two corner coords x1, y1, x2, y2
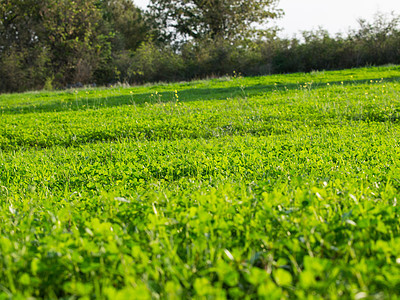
(1, 66, 400, 298)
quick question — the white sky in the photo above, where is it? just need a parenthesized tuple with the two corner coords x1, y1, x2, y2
(134, 0, 400, 37)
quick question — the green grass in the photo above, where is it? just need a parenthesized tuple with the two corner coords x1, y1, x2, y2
(1, 66, 400, 299)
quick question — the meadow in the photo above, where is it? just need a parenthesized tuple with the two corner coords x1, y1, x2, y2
(1, 66, 400, 299)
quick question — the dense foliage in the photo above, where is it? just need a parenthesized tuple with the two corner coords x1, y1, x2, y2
(1, 66, 400, 298)
(148, 0, 281, 42)
(0, 0, 150, 92)
(0, 0, 400, 93)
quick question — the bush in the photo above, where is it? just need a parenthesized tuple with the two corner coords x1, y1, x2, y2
(128, 42, 185, 83)
(1, 11, 400, 93)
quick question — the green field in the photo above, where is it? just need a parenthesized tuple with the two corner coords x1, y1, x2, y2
(1, 66, 400, 299)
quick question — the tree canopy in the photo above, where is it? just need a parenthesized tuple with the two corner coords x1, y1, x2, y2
(0, 0, 150, 91)
(148, 0, 282, 43)
(1, 1, 400, 93)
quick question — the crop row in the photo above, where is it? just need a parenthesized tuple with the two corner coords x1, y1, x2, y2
(1, 130, 400, 297)
(0, 81, 399, 151)
(1, 66, 400, 298)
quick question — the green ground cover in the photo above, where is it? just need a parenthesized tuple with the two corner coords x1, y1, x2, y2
(1, 66, 400, 299)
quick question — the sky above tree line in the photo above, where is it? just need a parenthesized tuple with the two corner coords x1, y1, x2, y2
(134, 0, 400, 37)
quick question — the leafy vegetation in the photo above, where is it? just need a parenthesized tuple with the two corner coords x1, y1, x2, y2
(148, 0, 282, 42)
(1, 0, 400, 93)
(1, 65, 400, 298)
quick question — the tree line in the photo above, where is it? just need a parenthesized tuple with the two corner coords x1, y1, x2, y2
(0, 0, 399, 93)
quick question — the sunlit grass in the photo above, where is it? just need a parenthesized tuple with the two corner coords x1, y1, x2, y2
(0, 65, 400, 298)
